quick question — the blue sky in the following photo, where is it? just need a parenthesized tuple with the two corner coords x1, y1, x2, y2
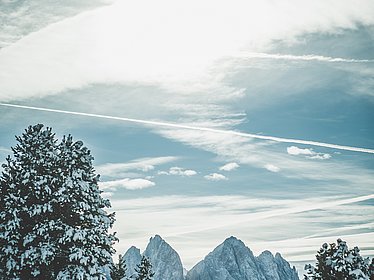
(0, 0, 373, 274)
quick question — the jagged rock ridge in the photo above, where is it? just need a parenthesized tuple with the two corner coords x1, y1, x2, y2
(123, 235, 184, 280)
(123, 246, 142, 278)
(123, 235, 299, 280)
(186, 236, 299, 280)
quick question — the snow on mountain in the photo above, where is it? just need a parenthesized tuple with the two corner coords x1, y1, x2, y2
(123, 246, 142, 278)
(186, 236, 299, 280)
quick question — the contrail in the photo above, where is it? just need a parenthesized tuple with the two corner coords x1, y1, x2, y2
(1, 103, 373, 154)
(166, 194, 374, 237)
(232, 52, 374, 63)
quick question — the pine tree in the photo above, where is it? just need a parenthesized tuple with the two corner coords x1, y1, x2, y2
(304, 239, 373, 280)
(0, 124, 117, 279)
(369, 258, 374, 280)
(134, 256, 154, 280)
(111, 254, 128, 280)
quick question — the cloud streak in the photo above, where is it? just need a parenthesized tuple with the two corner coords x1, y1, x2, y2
(233, 52, 374, 63)
(160, 194, 374, 237)
(96, 156, 178, 178)
(111, 194, 374, 269)
(2, 103, 373, 154)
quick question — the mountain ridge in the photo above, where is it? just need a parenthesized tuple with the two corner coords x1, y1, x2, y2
(123, 235, 299, 280)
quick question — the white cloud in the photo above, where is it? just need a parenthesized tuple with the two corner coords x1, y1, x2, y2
(157, 128, 374, 186)
(264, 164, 280, 173)
(158, 166, 197, 177)
(96, 156, 178, 178)
(310, 154, 332, 160)
(1, 0, 374, 101)
(287, 146, 331, 160)
(99, 178, 155, 190)
(204, 173, 228, 181)
(287, 146, 314, 156)
(219, 162, 240, 171)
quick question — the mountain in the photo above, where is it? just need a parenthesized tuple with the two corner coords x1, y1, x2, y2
(186, 236, 299, 280)
(144, 235, 184, 280)
(123, 235, 184, 280)
(123, 246, 142, 278)
(257, 250, 299, 280)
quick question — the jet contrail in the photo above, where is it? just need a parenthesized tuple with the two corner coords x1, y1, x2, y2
(1, 103, 373, 154)
(232, 52, 374, 63)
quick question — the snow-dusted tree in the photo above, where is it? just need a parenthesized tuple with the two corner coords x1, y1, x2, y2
(111, 254, 128, 280)
(304, 239, 372, 280)
(134, 256, 154, 280)
(0, 124, 117, 279)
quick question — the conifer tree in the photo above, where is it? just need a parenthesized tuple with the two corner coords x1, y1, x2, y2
(135, 256, 154, 280)
(304, 239, 373, 280)
(111, 254, 128, 280)
(0, 124, 117, 279)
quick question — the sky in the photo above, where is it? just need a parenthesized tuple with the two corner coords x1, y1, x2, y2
(0, 0, 373, 276)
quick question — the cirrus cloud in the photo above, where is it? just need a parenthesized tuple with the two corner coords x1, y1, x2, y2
(96, 156, 178, 178)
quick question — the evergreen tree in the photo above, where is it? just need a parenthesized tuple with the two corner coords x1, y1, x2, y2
(134, 256, 154, 280)
(304, 239, 372, 280)
(111, 254, 128, 280)
(0, 124, 117, 279)
(369, 258, 374, 280)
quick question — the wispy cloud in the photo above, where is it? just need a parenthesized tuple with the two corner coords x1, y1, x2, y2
(99, 178, 155, 191)
(204, 173, 228, 181)
(95, 156, 178, 178)
(0, 0, 115, 48)
(219, 162, 239, 171)
(1, 0, 374, 101)
(157, 128, 374, 185)
(0, 146, 11, 154)
(287, 146, 331, 160)
(158, 166, 197, 177)
(2, 103, 373, 154)
(2, 103, 371, 188)
(111, 194, 374, 269)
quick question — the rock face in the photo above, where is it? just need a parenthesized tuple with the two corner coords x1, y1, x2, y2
(257, 251, 299, 280)
(123, 246, 142, 278)
(186, 236, 299, 280)
(144, 235, 184, 280)
(123, 235, 184, 280)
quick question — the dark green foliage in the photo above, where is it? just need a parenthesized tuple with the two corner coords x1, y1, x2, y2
(135, 256, 154, 280)
(111, 254, 128, 280)
(0, 124, 117, 279)
(304, 239, 372, 280)
(370, 258, 374, 280)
